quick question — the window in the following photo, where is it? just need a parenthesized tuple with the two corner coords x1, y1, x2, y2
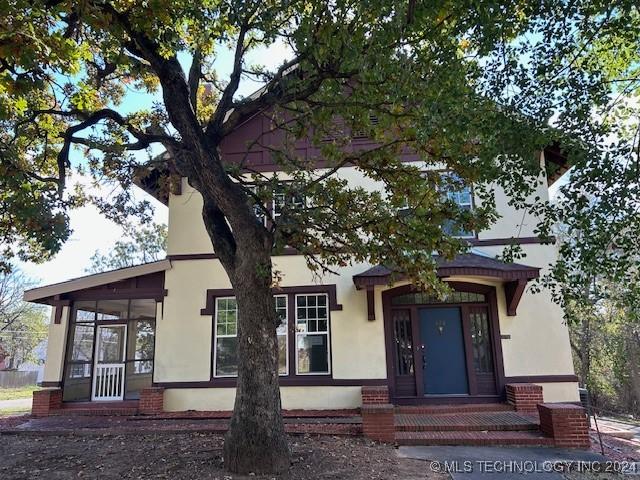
(391, 291, 486, 305)
(275, 295, 288, 375)
(295, 294, 330, 375)
(214, 295, 289, 377)
(440, 172, 474, 238)
(214, 297, 239, 377)
(273, 185, 305, 221)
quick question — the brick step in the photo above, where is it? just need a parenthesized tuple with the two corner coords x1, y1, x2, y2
(395, 412, 538, 432)
(56, 401, 140, 416)
(395, 430, 554, 446)
(395, 403, 514, 415)
(54, 408, 140, 416)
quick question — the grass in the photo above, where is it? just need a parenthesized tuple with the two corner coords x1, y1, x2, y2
(0, 406, 30, 416)
(0, 385, 40, 401)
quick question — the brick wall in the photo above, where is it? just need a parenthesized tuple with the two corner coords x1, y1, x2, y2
(32, 388, 62, 417)
(139, 387, 165, 415)
(506, 383, 543, 413)
(360, 386, 394, 443)
(361, 386, 390, 405)
(538, 403, 590, 448)
(361, 404, 395, 442)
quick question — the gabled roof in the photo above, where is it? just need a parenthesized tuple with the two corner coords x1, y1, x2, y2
(23, 259, 171, 303)
(352, 253, 539, 290)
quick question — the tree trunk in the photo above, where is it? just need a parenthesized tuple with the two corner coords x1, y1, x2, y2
(188, 149, 290, 473)
(626, 330, 640, 415)
(222, 254, 290, 474)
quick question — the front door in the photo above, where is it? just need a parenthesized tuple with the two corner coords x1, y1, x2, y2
(92, 324, 127, 401)
(419, 307, 469, 394)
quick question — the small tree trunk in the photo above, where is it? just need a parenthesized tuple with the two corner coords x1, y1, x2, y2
(626, 330, 640, 415)
(223, 256, 290, 474)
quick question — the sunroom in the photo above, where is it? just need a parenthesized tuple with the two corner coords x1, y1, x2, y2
(23, 260, 169, 403)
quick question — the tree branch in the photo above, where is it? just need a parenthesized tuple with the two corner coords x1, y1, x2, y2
(206, 21, 251, 141)
(188, 49, 202, 113)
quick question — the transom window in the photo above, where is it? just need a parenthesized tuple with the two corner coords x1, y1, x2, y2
(391, 290, 486, 306)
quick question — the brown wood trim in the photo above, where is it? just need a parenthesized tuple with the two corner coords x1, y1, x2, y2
(167, 253, 217, 261)
(168, 238, 554, 264)
(39, 381, 62, 388)
(366, 287, 375, 321)
(64, 288, 168, 301)
(468, 236, 555, 247)
(52, 299, 71, 324)
(201, 284, 343, 315)
(460, 304, 477, 395)
(504, 375, 579, 383)
(154, 378, 389, 388)
(504, 280, 527, 316)
(168, 247, 300, 262)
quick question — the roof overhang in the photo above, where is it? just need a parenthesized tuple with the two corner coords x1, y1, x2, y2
(24, 259, 171, 304)
(352, 253, 540, 317)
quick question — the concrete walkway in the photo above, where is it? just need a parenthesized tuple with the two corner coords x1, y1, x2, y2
(0, 398, 31, 411)
(398, 445, 607, 479)
(598, 417, 640, 445)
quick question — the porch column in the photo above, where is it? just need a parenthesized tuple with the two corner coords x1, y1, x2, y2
(506, 383, 543, 413)
(361, 386, 395, 443)
(139, 387, 165, 415)
(538, 403, 590, 448)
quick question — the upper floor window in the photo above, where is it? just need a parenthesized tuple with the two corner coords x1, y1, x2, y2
(248, 184, 305, 226)
(439, 172, 474, 238)
(273, 185, 305, 221)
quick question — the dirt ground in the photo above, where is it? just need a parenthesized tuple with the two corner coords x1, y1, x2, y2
(0, 432, 448, 480)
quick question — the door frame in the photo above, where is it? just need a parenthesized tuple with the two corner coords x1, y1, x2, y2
(382, 281, 506, 404)
(91, 323, 128, 401)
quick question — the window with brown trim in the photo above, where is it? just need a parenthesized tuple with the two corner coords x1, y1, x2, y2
(213, 295, 290, 378)
(295, 294, 330, 375)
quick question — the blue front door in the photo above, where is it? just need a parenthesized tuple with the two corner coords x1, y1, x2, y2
(419, 307, 469, 394)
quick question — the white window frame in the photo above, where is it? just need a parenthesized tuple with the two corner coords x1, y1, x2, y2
(439, 171, 475, 239)
(274, 294, 289, 376)
(213, 295, 290, 378)
(294, 293, 331, 375)
(213, 296, 238, 378)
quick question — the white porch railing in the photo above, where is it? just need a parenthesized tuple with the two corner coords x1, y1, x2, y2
(92, 363, 125, 401)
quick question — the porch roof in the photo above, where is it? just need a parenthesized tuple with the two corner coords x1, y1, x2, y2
(23, 259, 171, 304)
(352, 253, 540, 289)
(352, 253, 540, 316)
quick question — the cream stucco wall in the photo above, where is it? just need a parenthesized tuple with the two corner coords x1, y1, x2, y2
(164, 386, 362, 412)
(156, 256, 386, 384)
(167, 163, 550, 255)
(42, 306, 69, 383)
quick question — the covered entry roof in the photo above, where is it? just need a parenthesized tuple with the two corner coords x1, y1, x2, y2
(352, 253, 539, 289)
(352, 253, 540, 317)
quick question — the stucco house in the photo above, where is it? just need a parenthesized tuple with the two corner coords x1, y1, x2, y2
(24, 112, 588, 446)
